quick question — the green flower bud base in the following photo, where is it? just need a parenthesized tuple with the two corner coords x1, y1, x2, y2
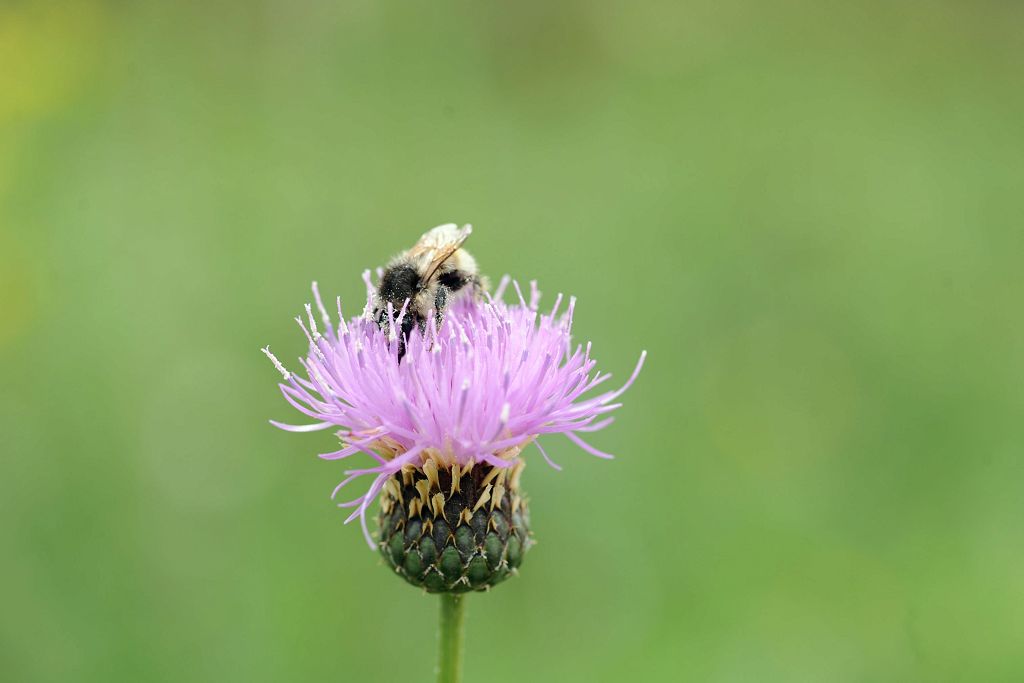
(377, 458, 532, 593)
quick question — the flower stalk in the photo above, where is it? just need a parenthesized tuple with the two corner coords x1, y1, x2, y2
(437, 594, 466, 683)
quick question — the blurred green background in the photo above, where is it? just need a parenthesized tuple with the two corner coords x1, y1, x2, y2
(2, 1, 1023, 681)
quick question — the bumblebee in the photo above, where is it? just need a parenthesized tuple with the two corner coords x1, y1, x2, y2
(373, 224, 484, 353)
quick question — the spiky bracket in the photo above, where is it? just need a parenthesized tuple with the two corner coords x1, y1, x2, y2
(377, 459, 532, 593)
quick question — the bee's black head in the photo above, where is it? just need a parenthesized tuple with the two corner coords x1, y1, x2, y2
(379, 264, 420, 304)
(376, 263, 424, 361)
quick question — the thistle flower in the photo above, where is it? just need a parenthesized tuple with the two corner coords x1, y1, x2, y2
(264, 274, 644, 593)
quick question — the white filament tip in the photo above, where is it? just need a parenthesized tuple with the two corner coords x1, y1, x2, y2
(304, 303, 321, 339)
(262, 346, 291, 380)
(336, 296, 349, 334)
(311, 281, 332, 328)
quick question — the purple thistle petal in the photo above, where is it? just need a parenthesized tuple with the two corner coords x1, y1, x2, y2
(564, 432, 615, 459)
(269, 419, 334, 433)
(534, 440, 562, 471)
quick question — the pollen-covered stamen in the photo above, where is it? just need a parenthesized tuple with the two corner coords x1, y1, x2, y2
(384, 301, 397, 342)
(512, 280, 528, 308)
(311, 281, 333, 333)
(426, 313, 441, 346)
(336, 297, 349, 335)
(361, 269, 375, 316)
(392, 298, 412, 344)
(528, 280, 541, 310)
(549, 292, 564, 319)
(262, 346, 291, 380)
(563, 296, 577, 333)
(295, 315, 328, 364)
(493, 274, 511, 301)
(305, 303, 321, 341)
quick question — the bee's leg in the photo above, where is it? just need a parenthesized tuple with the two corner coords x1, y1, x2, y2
(434, 284, 449, 327)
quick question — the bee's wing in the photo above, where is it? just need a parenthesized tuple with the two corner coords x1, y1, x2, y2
(409, 224, 472, 283)
(409, 224, 470, 253)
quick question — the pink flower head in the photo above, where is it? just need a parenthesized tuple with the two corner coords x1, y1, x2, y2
(264, 274, 645, 547)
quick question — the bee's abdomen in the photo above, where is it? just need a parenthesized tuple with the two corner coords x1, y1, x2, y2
(437, 269, 469, 292)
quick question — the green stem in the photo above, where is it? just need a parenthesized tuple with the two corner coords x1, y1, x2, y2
(437, 594, 466, 683)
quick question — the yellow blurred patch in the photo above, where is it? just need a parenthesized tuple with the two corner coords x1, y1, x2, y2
(0, 0, 104, 125)
(0, 1, 102, 342)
